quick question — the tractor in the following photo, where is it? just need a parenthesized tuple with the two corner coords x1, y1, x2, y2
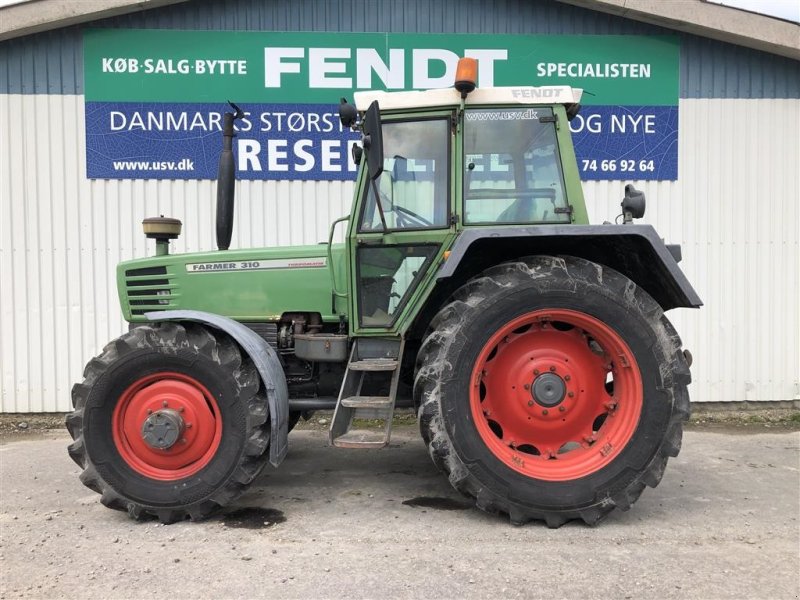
(66, 58, 701, 527)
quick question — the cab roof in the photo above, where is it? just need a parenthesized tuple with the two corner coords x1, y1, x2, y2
(354, 86, 583, 112)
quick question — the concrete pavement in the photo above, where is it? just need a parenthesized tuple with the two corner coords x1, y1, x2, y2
(1, 427, 798, 599)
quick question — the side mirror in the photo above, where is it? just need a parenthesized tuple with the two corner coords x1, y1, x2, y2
(566, 103, 581, 121)
(621, 184, 646, 223)
(351, 144, 363, 166)
(362, 100, 384, 181)
(339, 98, 357, 128)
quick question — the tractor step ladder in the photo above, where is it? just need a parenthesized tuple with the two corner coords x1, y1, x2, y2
(330, 338, 404, 448)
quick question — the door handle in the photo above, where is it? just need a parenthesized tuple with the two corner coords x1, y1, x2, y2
(356, 237, 384, 246)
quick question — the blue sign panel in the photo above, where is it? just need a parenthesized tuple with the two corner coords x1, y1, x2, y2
(570, 106, 679, 181)
(86, 102, 678, 181)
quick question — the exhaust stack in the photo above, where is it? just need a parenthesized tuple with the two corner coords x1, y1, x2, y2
(216, 101, 244, 251)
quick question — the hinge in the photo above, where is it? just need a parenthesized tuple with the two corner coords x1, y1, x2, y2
(540, 114, 559, 130)
(554, 205, 573, 216)
(451, 114, 458, 134)
(450, 214, 458, 226)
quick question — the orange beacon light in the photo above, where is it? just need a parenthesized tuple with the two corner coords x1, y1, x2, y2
(454, 57, 478, 98)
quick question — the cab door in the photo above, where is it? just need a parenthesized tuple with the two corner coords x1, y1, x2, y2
(347, 110, 457, 335)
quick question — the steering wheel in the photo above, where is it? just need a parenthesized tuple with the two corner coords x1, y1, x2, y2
(378, 190, 433, 228)
(393, 204, 433, 228)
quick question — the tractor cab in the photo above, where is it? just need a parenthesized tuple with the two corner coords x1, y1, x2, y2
(339, 62, 587, 338)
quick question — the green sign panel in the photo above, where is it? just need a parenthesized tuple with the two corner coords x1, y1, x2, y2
(84, 30, 678, 105)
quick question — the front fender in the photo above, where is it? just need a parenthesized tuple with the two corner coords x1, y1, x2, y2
(145, 310, 289, 467)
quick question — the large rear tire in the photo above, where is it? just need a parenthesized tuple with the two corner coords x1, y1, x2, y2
(66, 322, 271, 523)
(414, 255, 691, 527)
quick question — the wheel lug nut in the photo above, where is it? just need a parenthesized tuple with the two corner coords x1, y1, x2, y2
(527, 400, 534, 407)
(568, 392, 575, 398)
(533, 369, 540, 375)
(180, 438, 187, 444)
(178, 407, 185, 413)
(549, 366, 556, 372)
(147, 409, 153, 415)
(564, 375, 571, 381)
(559, 406, 566, 412)
(523, 383, 530, 390)
(162, 400, 168, 408)
(542, 409, 549, 416)
(186, 422, 193, 429)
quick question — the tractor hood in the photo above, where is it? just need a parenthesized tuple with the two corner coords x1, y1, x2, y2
(117, 244, 347, 323)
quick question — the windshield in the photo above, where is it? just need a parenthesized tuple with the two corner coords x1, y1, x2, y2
(463, 107, 569, 224)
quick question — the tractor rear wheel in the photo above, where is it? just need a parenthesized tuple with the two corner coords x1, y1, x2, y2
(415, 255, 691, 527)
(66, 322, 271, 523)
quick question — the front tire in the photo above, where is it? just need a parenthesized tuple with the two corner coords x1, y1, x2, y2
(66, 322, 271, 523)
(414, 256, 691, 527)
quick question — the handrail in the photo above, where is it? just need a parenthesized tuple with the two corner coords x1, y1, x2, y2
(328, 215, 350, 299)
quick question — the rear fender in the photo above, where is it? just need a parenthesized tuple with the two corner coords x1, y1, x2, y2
(436, 225, 703, 311)
(144, 310, 289, 467)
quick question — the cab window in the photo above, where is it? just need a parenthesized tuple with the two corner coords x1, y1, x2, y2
(359, 118, 450, 231)
(463, 107, 569, 224)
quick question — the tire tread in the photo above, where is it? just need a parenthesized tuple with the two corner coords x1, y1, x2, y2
(414, 255, 692, 526)
(65, 322, 272, 523)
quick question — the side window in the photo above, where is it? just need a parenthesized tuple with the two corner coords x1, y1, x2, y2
(360, 119, 450, 231)
(464, 108, 569, 224)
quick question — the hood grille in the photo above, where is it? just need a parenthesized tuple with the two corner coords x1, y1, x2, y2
(124, 266, 176, 316)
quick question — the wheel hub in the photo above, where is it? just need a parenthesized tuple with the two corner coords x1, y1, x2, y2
(531, 372, 566, 407)
(141, 408, 184, 450)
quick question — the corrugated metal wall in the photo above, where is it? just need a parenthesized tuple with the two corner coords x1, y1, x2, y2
(583, 99, 800, 404)
(1, 0, 799, 411)
(2, 94, 798, 411)
(2, 0, 800, 98)
(0, 93, 355, 411)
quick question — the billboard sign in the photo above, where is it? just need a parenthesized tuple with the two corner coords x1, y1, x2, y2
(83, 30, 680, 181)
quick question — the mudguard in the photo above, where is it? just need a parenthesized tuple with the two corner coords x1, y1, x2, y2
(145, 310, 289, 467)
(437, 224, 702, 310)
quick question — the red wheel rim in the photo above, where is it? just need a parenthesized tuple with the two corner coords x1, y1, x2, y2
(112, 372, 222, 481)
(469, 309, 642, 481)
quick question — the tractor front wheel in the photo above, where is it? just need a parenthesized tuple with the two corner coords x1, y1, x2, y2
(66, 322, 271, 523)
(415, 255, 691, 527)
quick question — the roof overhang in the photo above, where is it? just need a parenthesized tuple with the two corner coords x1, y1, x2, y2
(2, 0, 797, 62)
(0, 0, 188, 42)
(556, 0, 800, 60)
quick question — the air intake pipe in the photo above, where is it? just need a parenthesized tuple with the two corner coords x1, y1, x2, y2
(216, 101, 244, 251)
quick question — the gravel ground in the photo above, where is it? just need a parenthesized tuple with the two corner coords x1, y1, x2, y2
(2, 406, 799, 436)
(1, 425, 798, 599)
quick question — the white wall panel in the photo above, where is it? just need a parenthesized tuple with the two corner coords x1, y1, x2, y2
(1, 94, 798, 411)
(582, 99, 800, 404)
(0, 93, 354, 412)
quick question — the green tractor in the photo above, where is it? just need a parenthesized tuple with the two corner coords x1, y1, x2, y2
(67, 58, 701, 527)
